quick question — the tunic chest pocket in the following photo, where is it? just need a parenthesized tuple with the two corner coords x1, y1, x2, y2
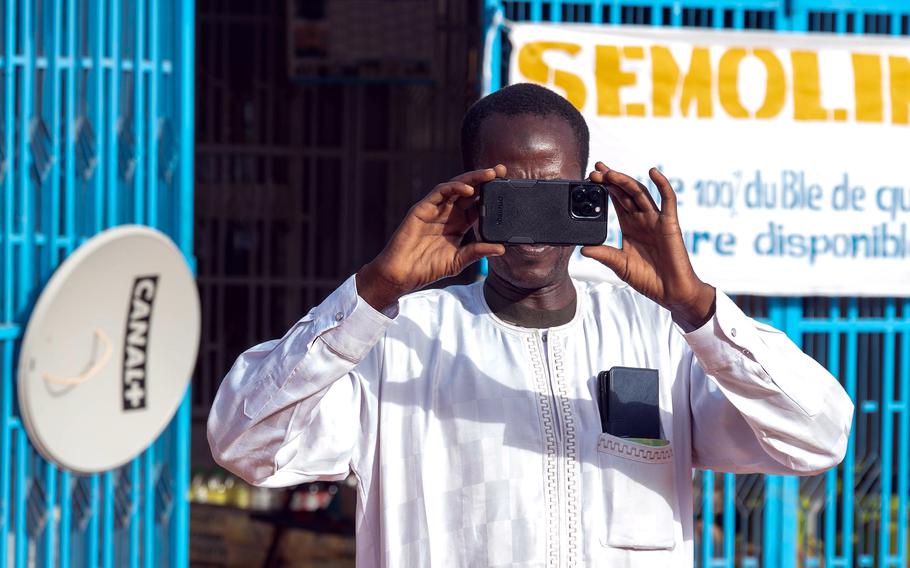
(597, 432, 676, 550)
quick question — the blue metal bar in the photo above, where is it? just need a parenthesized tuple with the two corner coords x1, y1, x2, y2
(781, 297, 802, 568)
(130, 458, 140, 568)
(43, 461, 57, 568)
(58, 470, 71, 568)
(722, 472, 735, 568)
(701, 470, 715, 566)
(835, 9, 847, 34)
(172, 389, 191, 568)
(843, 298, 859, 567)
(63, 0, 77, 257)
(102, 470, 114, 568)
(18, 0, 35, 318)
(608, 0, 620, 25)
(148, 0, 160, 228)
(46, 0, 64, 274)
(1, 8, 17, 568)
(0, 55, 176, 73)
(144, 443, 155, 568)
(551, 0, 564, 22)
(825, 299, 843, 566)
(134, 0, 146, 225)
(880, 299, 897, 565)
(92, 0, 105, 235)
(0, 324, 20, 339)
(897, 302, 910, 567)
(178, 0, 194, 255)
(171, 1, 196, 564)
(763, 298, 785, 567)
(719, 5, 733, 28)
(797, 321, 910, 333)
(0, 340, 13, 566)
(2, 0, 15, 325)
(107, 0, 120, 228)
(87, 474, 100, 567)
(14, 427, 27, 567)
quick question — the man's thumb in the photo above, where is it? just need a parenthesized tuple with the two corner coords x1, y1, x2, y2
(454, 242, 505, 271)
(580, 245, 627, 276)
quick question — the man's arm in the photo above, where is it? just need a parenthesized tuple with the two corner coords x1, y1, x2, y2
(207, 275, 392, 486)
(681, 293, 853, 474)
(208, 167, 506, 486)
(583, 163, 853, 474)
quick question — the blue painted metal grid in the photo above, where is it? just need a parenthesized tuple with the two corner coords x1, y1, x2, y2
(0, 0, 194, 566)
(481, 1, 910, 566)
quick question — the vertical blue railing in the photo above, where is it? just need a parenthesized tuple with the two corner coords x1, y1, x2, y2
(481, 1, 910, 566)
(0, 0, 194, 565)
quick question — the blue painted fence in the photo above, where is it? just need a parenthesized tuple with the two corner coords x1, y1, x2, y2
(482, 1, 909, 566)
(0, 0, 194, 566)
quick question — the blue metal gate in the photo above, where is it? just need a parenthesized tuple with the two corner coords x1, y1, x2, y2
(1, 0, 194, 565)
(482, 1, 909, 566)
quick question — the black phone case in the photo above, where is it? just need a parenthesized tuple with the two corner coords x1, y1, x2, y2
(478, 178, 608, 246)
(597, 367, 661, 439)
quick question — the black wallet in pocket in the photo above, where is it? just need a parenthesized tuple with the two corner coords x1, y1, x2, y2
(597, 367, 661, 439)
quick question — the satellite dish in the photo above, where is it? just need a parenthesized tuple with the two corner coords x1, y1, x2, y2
(17, 225, 200, 473)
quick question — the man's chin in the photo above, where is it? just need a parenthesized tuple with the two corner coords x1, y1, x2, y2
(487, 245, 573, 290)
(488, 261, 564, 290)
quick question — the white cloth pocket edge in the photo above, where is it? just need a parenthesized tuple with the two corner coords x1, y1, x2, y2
(597, 432, 677, 551)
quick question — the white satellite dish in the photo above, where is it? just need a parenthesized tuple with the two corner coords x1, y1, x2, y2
(17, 225, 201, 473)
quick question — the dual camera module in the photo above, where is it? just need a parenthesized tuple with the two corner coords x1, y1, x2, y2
(570, 184, 605, 219)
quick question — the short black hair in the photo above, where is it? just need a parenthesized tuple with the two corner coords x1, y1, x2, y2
(460, 83, 590, 177)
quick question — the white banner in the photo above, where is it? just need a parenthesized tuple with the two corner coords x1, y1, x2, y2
(505, 23, 910, 296)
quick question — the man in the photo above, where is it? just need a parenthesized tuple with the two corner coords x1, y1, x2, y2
(208, 83, 853, 566)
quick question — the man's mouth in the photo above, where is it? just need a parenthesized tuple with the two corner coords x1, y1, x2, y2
(509, 244, 552, 256)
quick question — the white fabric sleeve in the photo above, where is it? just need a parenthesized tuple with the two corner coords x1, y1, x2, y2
(206, 274, 395, 487)
(683, 292, 854, 475)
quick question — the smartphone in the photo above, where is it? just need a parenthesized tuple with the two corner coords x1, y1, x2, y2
(478, 178, 608, 246)
(597, 367, 661, 439)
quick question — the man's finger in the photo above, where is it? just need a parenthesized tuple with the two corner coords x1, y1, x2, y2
(454, 194, 480, 211)
(450, 167, 499, 187)
(607, 186, 635, 216)
(649, 168, 678, 219)
(427, 182, 475, 206)
(605, 169, 658, 213)
(454, 242, 505, 271)
(580, 245, 628, 278)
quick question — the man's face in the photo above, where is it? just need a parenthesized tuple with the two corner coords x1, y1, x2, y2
(474, 113, 582, 290)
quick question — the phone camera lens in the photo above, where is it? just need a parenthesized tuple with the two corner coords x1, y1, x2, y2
(571, 184, 603, 218)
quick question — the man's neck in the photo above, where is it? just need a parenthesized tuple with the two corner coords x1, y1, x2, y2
(483, 273, 577, 328)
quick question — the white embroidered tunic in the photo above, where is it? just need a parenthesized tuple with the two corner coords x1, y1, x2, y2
(207, 276, 854, 567)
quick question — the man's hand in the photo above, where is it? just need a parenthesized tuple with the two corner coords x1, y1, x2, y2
(581, 162, 716, 331)
(356, 167, 507, 311)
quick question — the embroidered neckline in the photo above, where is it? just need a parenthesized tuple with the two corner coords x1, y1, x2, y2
(525, 334, 560, 567)
(551, 339, 580, 567)
(525, 333, 581, 568)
